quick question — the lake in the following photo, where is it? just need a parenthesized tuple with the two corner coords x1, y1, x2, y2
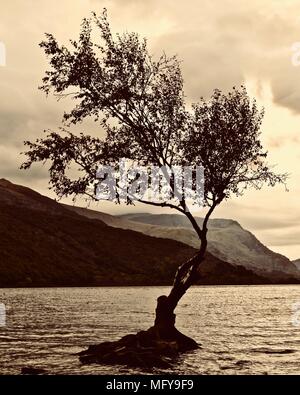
(1, 285, 300, 375)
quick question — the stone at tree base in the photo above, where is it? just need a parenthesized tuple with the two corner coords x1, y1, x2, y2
(21, 366, 46, 375)
(78, 325, 199, 369)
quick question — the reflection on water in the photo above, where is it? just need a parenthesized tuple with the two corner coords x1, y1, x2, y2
(0, 285, 300, 374)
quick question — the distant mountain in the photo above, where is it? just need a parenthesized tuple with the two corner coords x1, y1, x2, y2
(0, 179, 275, 287)
(64, 205, 300, 282)
(118, 213, 300, 281)
(293, 259, 300, 270)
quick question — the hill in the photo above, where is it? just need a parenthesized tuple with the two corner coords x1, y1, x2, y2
(63, 206, 299, 281)
(293, 259, 300, 270)
(119, 213, 299, 281)
(0, 179, 276, 287)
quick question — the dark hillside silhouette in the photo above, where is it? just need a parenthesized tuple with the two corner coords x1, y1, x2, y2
(0, 179, 278, 287)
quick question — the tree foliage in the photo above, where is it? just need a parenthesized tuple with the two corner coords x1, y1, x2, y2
(22, 9, 287, 239)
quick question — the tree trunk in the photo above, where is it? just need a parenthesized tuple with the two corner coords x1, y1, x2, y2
(153, 240, 207, 349)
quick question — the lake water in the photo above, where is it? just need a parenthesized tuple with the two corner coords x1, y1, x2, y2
(1, 285, 300, 375)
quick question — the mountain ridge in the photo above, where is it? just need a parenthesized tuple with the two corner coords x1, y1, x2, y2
(118, 212, 298, 278)
(0, 179, 282, 287)
(293, 259, 300, 270)
(63, 205, 299, 280)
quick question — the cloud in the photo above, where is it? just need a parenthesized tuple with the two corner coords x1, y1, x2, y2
(97, 0, 300, 111)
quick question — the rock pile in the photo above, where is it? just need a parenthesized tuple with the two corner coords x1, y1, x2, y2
(79, 325, 199, 369)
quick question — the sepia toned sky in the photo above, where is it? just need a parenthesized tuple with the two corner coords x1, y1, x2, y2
(0, 0, 300, 259)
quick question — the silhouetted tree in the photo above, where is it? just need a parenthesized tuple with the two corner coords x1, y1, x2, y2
(22, 10, 287, 342)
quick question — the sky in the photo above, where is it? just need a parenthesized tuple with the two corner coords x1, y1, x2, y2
(0, 0, 300, 259)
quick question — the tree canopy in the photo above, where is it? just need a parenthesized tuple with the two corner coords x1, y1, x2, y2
(22, 9, 287, 236)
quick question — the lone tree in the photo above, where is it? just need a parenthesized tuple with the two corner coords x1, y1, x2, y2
(22, 10, 286, 356)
